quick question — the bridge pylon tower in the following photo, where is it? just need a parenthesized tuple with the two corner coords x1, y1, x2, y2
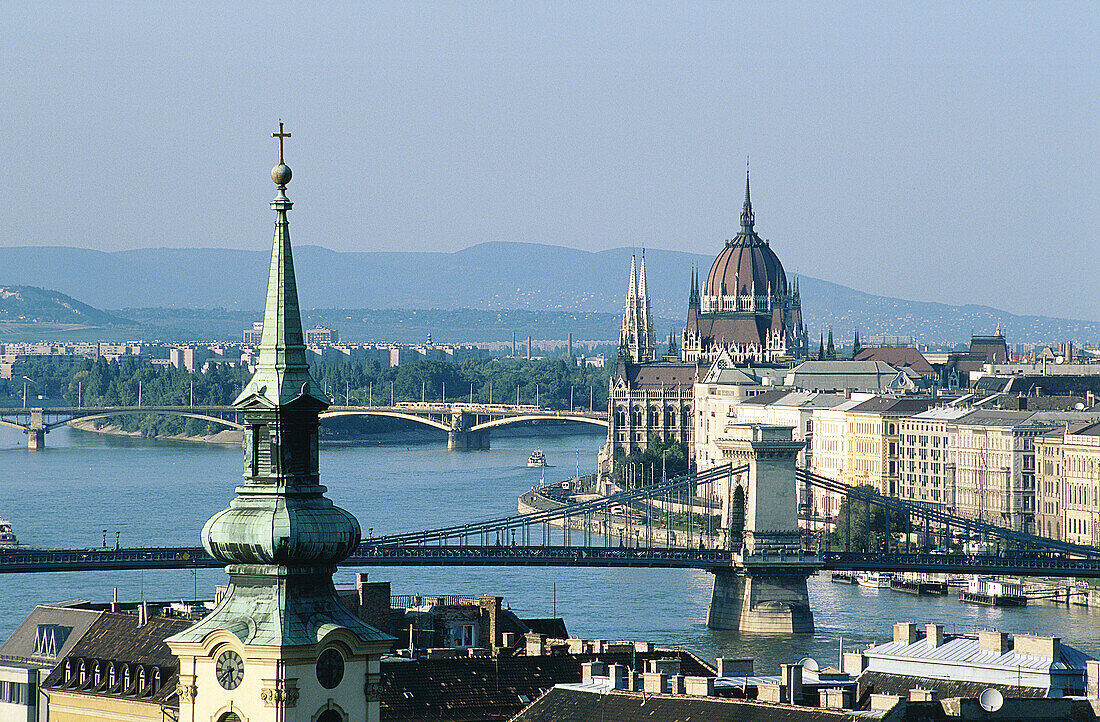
(27, 409, 45, 450)
(707, 424, 817, 633)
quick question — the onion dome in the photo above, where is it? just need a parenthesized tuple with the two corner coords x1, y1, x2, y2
(202, 496, 361, 568)
(704, 169, 787, 299)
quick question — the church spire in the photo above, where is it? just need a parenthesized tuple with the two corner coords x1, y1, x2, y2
(740, 159, 755, 233)
(234, 121, 326, 409)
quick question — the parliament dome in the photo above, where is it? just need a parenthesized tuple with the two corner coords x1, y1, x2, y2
(703, 173, 786, 299)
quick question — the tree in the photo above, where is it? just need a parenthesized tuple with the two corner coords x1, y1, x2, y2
(827, 486, 904, 552)
(611, 436, 689, 487)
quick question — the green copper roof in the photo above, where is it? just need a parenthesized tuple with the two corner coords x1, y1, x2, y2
(234, 168, 328, 409)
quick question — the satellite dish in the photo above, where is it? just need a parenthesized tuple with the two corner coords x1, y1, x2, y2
(1076, 402, 1086, 411)
(798, 657, 820, 673)
(979, 688, 1003, 712)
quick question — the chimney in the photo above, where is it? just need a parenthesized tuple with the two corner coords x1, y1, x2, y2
(1087, 660, 1100, 698)
(926, 623, 944, 647)
(909, 688, 937, 702)
(111, 587, 119, 613)
(136, 601, 148, 627)
(1015, 635, 1060, 659)
(842, 652, 867, 676)
(716, 658, 753, 677)
(893, 622, 918, 644)
(581, 661, 606, 683)
(978, 630, 1011, 654)
(642, 671, 667, 694)
(525, 633, 546, 657)
(820, 688, 850, 709)
(782, 663, 803, 704)
(608, 664, 628, 690)
(684, 676, 715, 697)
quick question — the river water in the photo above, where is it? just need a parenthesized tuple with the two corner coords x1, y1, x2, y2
(2, 424, 1099, 671)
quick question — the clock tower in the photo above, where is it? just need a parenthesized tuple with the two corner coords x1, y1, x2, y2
(167, 124, 393, 722)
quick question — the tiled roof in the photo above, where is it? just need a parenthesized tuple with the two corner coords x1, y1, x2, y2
(382, 650, 713, 722)
(0, 604, 102, 666)
(509, 686, 877, 721)
(856, 670, 1043, 703)
(41, 612, 194, 705)
(848, 397, 933, 415)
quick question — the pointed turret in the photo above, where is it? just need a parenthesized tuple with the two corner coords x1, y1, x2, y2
(740, 163, 755, 233)
(818, 333, 825, 360)
(826, 328, 836, 360)
(852, 329, 862, 360)
(638, 250, 657, 358)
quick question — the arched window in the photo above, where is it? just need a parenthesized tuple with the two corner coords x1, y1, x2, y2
(94, 661, 101, 686)
(633, 407, 643, 426)
(218, 714, 242, 722)
(616, 407, 626, 426)
(108, 663, 116, 689)
(649, 407, 660, 426)
(123, 665, 131, 692)
(64, 660, 71, 683)
(665, 407, 677, 427)
(79, 660, 86, 684)
(317, 710, 343, 722)
(153, 668, 161, 692)
(138, 667, 146, 693)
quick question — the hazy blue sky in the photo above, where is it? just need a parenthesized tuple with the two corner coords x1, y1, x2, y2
(2, 2, 1097, 317)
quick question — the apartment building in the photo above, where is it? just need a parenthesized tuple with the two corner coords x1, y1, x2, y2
(1035, 422, 1100, 544)
(897, 407, 975, 510)
(844, 397, 933, 496)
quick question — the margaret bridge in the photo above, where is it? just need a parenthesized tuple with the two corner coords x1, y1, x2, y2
(0, 403, 608, 450)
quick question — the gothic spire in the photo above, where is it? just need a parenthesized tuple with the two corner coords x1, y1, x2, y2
(740, 160, 755, 233)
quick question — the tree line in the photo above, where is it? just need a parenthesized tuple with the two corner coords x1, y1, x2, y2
(0, 355, 613, 438)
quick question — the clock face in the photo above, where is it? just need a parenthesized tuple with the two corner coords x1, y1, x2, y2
(215, 650, 244, 690)
(316, 648, 344, 689)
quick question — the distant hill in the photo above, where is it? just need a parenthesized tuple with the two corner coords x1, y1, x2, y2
(2, 243, 1100, 345)
(0, 285, 128, 327)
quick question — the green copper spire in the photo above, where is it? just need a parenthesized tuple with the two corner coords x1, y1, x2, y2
(234, 121, 328, 409)
(170, 123, 390, 650)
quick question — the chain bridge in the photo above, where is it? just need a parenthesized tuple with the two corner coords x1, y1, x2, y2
(0, 403, 607, 449)
(9, 423, 1100, 633)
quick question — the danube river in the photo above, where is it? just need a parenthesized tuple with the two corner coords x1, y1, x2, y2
(3, 424, 1099, 670)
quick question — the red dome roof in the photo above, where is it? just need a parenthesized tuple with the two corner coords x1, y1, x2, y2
(705, 234, 786, 298)
(705, 172, 786, 300)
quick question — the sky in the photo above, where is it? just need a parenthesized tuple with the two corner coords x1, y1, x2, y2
(2, 2, 1097, 318)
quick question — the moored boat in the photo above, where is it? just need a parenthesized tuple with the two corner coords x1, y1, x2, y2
(527, 449, 547, 467)
(856, 571, 893, 589)
(0, 519, 18, 547)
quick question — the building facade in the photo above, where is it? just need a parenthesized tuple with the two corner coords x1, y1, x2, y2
(1035, 422, 1100, 544)
(844, 397, 933, 497)
(897, 408, 975, 511)
(681, 172, 806, 365)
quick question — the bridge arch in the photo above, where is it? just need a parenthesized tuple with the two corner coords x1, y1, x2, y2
(0, 418, 29, 432)
(49, 410, 245, 432)
(318, 410, 451, 433)
(470, 414, 609, 433)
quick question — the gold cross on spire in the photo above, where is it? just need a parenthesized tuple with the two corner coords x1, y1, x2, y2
(272, 121, 291, 164)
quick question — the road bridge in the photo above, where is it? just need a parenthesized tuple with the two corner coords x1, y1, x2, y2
(0, 403, 607, 449)
(9, 429, 1100, 631)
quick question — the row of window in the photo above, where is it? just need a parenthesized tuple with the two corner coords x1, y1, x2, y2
(0, 680, 28, 705)
(62, 658, 162, 697)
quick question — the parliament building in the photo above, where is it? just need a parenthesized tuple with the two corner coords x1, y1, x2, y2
(602, 171, 807, 473)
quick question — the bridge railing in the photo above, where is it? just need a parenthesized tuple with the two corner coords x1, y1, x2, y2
(799, 468, 1100, 558)
(373, 463, 744, 548)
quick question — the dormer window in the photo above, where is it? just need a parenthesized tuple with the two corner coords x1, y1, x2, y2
(64, 660, 71, 683)
(94, 662, 101, 686)
(153, 668, 161, 692)
(138, 667, 146, 693)
(123, 666, 131, 692)
(79, 660, 86, 685)
(108, 663, 116, 690)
